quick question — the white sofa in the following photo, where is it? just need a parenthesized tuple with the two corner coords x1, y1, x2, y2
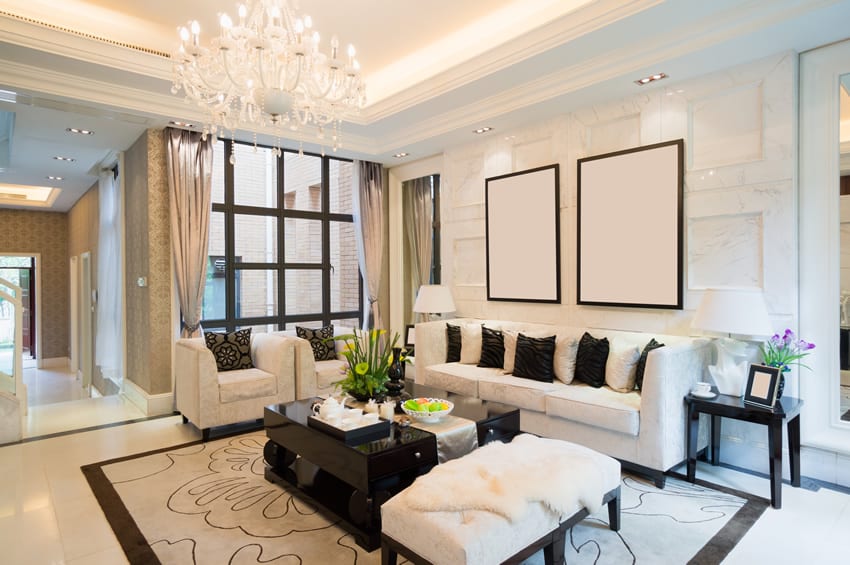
(414, 319, 711, 487)
(273, 326, 356, 398)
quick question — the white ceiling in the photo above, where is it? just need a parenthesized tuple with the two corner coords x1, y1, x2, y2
(1, 0, 850, 211)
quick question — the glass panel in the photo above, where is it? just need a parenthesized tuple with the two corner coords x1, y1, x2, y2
(284, 152, 322, 211)
(332, 318, 360, 332)
(284, 218, 322, 263)
(329, 221, 360, 313)
(329, 158, 354, 214)
(840, 73, 850, 419)
(0, 256, 31, 268)
(285, 269, 323, 315)
(239, 324, 277, 335)
(236, 269, 278, 318)
(234, 143, 278, 208)
(0, 296, 15, 391)
(235, 214, 278, 263)
(202, 212, 226, 321)
(211, 141, 224, 203)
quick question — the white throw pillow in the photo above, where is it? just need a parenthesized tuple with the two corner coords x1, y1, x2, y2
(605, 340, 641, 392)
(460, 323, 484, 364)
(553, 335, 580, 384)
(503, 330, 518, 373)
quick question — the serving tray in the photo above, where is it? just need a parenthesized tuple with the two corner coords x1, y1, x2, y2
(307, 415, 392, 446)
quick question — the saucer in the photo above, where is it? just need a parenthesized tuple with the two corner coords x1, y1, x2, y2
(690, 389, 716, 399)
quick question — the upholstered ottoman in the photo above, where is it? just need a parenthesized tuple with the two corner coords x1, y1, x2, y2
(380, 434, 621, 565)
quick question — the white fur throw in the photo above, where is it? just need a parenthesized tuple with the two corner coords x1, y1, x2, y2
(399, 434, 610, 522)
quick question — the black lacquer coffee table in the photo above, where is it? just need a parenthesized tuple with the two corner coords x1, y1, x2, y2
(263, 381, 519, 550)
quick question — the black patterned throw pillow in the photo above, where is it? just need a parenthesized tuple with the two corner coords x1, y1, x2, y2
(478, 326, 505, 368)
(296, 325, 336, 361)
(446, 323, 462, 363)
(204, 328, 254, 372)
(574, 332, 609, 388)
(635, 338, 665, 391)
(513, 333, 556, 382)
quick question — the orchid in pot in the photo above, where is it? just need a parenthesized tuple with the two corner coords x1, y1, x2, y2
(331, 329, 401, 401)
(759, 329, 815, 398)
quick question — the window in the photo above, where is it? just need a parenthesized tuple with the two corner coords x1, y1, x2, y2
(202, 140, 362, 333)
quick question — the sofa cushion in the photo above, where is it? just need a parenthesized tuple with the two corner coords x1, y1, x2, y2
(460, 323, 484, 364)
(478, 327, 505, 368)
(477, 373, 565, 411)
(635, 338, 665, 391)
(545, 383, 641, 436)
(605, 340, 641, 392)
(503, 330, 518, 373)
(316, 359, 347, 391)
(553, 334, 580, 384)
(217, 368, 277, 403)
(574, 332, 609, 388)
(513, 333, 556, 382)
(296, 325, 336, 361)
(446, 324, 462, 363)
(422, 363, 503, 397)
(204, 329, 254, 371)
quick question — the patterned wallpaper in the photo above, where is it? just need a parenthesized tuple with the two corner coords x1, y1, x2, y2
(0, 209, 68, 359)
(124, 129, 173, 396)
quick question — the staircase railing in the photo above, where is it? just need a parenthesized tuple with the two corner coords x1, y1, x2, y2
(0, 276, 25, 443)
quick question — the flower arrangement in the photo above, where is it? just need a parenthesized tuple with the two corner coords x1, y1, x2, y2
(760, 329, 815, 371)
(331, 329, 401, 400)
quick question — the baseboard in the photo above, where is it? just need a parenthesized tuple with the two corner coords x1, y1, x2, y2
(122, 380, 174, 417)
(38, 357, 69, 369)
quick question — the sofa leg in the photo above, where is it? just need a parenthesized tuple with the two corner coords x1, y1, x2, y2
(181, 414, 188, 424)
(607, 489, 621, 532)
(202, 428, 211, 442)
(653, 472, 667, 489)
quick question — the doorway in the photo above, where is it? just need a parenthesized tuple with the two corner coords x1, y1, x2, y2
(0, 255, 35, 360)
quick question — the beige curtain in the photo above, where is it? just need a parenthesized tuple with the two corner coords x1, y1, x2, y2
(165, 128, 213, 338)
(353, 160, 385, 329)
(403, 176, 433, 321)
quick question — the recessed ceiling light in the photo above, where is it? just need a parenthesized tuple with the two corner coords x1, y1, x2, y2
(634, 72, 668, 86)
(473, 127, 493, 134)
(0, 89, 17, 103)
(46, 175, 63, 181)
(66, 127, 94, 135)
(169, 120, 195, 128)
(53, 156, 76, 162)
(393, 152, 409, 158)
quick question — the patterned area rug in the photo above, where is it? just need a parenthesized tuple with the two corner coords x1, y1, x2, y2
(83, 433, 767, 565)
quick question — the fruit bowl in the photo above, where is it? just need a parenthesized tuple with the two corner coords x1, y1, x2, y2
(401, 397, 454, 423)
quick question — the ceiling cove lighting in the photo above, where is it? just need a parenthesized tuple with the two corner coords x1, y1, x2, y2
(53, 156, 76, 162)
(66, 127, 94, 135)
(473, 127, 493, 134)
(172, 0, 366, 160)
(0, 183, 57, 206)
(634, 72, 668, 86)
(393, 152, 409, 158)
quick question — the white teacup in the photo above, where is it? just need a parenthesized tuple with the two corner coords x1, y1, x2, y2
(379, 400, 396, 420)
(694, 381, 711, 394)
(361, 412, 380, 425)
(364, 399, 379, 414)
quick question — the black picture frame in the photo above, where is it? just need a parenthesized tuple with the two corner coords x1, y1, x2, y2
(577, 139, 684, 309)
(743, 364, 781, 408)
(485, 164, 561, 303)
(404, 324, 415, 355)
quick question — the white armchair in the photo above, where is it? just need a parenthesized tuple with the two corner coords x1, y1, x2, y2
(274, 326, 355, 397)
(175, 332, 297, 440)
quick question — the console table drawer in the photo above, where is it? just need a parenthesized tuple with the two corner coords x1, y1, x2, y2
(368, 437, 437, 478)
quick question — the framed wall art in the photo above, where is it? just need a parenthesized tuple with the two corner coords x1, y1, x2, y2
(577, 139, 684, 309)
(485, 164, 561, 303)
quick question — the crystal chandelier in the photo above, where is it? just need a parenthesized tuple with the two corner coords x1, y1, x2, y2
(171, 0, 366, 158)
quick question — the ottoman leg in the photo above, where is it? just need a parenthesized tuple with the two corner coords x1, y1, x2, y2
(381, 542, 398, 565)
(543, 522, 568, 565)
(607, 488, 621, 532)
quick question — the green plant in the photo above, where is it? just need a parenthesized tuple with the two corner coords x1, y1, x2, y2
(331, 329, 401, 398)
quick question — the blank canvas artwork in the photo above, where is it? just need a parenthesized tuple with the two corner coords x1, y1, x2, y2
(577, 140, 683, 309)
(485, 164, 560, 303)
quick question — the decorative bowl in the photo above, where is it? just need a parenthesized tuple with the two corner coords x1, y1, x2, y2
(401, 397, 454, 423)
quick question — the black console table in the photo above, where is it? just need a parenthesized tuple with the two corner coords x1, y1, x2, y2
(685, 389, 803, 509)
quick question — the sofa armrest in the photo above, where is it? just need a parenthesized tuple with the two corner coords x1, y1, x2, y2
(413, 320, 450, 382)
(638, 338, 711, 470)
(251, 333, 297, 403)
(174, 338, 220, 426)
(272, 334, 318, 399)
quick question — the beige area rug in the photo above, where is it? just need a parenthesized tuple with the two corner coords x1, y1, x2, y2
(83, 433, 767, 565)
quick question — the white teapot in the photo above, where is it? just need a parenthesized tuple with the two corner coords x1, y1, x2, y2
(312, 397, 344, 420)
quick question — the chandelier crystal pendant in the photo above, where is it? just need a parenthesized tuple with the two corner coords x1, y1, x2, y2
(171, 0, 366, 158)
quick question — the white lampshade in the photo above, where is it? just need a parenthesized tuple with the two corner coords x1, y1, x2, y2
(413, 285, 456, 314)
(691, 288, 773, 337)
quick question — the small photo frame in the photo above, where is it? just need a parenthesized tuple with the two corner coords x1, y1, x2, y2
(743, 364, 781, 408)
(404, 324, 415, 355)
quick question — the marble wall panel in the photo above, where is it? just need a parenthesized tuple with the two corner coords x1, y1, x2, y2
(690, 82, 763, 170)
(513, 138, 552, 171)
(589, 114, 640, 155)
(453, 237, 486, 287)
(688, 212, 763, 289)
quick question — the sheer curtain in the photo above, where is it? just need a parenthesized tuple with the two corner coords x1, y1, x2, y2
(165, 128, 214, 338)
(403, 176, 433, 321)
(95, 167, 123, 383)
(353, 160, 385, 329)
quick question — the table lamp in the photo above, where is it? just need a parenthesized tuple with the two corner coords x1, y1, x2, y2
(413, 285, 456, 321)
(691, 288, 773, 396)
